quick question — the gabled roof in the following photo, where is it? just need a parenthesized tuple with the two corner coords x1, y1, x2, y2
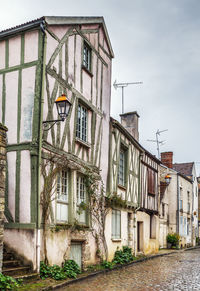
(0, 16, 114, 58)
(173, 162, 194, 177)
(110, 117, 161, 165)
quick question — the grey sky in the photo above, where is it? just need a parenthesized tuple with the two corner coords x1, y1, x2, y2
(1, 0, 200, 173)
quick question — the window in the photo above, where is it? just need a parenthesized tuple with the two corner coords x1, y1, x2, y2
(77, 175, 87, 224)
(112, 209, 121, 239)
(180, 199, 183, 210)
(76, 104, 87, 142)
(118, 150, 126, 186)
(83, 42, 91, 71)
(56, 170, 68, 222)
(148, 168, 156, 195)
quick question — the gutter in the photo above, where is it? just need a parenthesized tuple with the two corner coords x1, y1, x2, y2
(36, 20, 46, 273)
(0, 18, 44, 39)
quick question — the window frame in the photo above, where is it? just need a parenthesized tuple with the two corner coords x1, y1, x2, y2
(76, 104, 88, 142)
(117, 146, 127, 187)
(83, 42, 92, 72)
(76, 174, 87, 225)
(147, 168, 156, 195)
(112, 209, 121, 240)
(56, 170, 69, 222)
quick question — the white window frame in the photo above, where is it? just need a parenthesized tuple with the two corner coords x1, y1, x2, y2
(56, 170, 68, 222)
(76, 174, 87, 224)
(112, 209, 121, 239)
(83, 42, 91, 71)
(118, 150, 125, 186)
(76, 104, 88, 142)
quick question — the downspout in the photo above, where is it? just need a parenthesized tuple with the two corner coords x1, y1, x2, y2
(133, 152, 143, 257)
(177, 174, 180, 234)
(36, 21, 46, 273)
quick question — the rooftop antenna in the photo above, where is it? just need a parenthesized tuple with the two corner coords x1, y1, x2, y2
(113, 80, 143, 114)
(147, 129, 168, 159)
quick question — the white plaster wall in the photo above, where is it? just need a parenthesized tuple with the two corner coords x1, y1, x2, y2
(5, 71, 18, 144)
(20, 66, 36, 142)
(46, 33, 59, 68)
(7, 152, 16, 220)
(0, 41, 5, 69)
(137, 211, 159, 255)
(50, 26, 69, 40)
(68, 35, 75, 86)
(82, 71, 91, 101)
(105, 209, 128, 261)
(4, 229, 36, 270)
(42, 229, 97, 266)
(24, 30, 38, 63)
(20, 150, 31, 223)
(74, 35, 82, 92)
(9, 36, 21, 67)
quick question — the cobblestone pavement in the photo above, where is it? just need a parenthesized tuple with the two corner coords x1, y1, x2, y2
(61, 249, 200, 291)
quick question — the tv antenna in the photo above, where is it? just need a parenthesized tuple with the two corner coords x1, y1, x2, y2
(113, 80, 143, 114)
(147, 129, 168, 159)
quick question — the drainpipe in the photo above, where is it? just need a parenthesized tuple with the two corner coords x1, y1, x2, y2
(134, 206, 140, 257)
(177, 174, 180, 234)
(36, 21, 46, 273)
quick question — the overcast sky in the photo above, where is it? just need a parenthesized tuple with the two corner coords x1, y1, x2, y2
(1, 0, 200, 173)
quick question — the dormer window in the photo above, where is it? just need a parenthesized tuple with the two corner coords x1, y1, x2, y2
(83, 42, 91, 72)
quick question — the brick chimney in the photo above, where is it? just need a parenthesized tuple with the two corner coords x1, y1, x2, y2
(161, 152, 173, 169)
(120, 111, 139, 141)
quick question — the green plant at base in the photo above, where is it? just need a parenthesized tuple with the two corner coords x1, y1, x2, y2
(166, 233, 180, 247)
(40, 260, 81, 280)
(101, 260, 115, 269)
(112, 246, 134, 265)
(0, 273, 22, 290)
(63, 260, 81, 278)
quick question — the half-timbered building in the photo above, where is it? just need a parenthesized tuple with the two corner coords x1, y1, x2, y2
(0, 16, 114, 271)
(107, 112, 160, 257)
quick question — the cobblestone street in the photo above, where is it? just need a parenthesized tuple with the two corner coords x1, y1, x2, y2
(61, 249, 200, 291)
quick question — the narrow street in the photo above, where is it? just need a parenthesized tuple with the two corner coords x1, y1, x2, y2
(61, 249, 200, 291)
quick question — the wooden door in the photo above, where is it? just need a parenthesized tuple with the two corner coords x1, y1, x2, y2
(69, 242, 82, 269)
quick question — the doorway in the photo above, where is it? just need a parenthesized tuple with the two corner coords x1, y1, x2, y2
(69, 242, 82, 269)
(137, 221, 143, 252)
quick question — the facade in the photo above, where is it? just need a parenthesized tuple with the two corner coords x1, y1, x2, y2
(106, 116, 143, 259)
(0, 16, 114, 270)
(173, 162, 199, 245)
(138, 150, 160, 254)
(106, 112, 160, 257)
(160, 152, 193, 248)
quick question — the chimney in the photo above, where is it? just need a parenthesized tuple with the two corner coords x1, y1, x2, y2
(120, 111, 139, 141)
(161, 152, 173, 169)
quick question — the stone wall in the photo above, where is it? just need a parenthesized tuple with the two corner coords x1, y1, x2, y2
(0, 123, 7, 272)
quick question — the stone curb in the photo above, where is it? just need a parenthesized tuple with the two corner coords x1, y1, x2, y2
(42, 248, 195, 291)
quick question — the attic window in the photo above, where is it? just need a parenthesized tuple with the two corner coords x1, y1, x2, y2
(83, 42, 91, 72)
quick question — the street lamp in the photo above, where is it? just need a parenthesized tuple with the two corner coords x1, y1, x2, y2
(165, 174, 172, 185)
(43, 94, 71, 130)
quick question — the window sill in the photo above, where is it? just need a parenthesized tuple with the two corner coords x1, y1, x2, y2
(82, 65, 93, 77)
(76, 137, 91, 149)
(111, 238, 122, 242)
(118, 184, 126, 191)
